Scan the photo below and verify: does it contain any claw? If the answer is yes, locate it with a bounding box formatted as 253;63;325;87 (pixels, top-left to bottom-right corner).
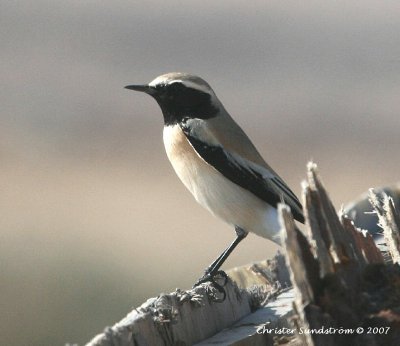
193;270;229;302
193;269;228;287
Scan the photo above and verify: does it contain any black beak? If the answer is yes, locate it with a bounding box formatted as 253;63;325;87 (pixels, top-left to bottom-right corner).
124;84;154;94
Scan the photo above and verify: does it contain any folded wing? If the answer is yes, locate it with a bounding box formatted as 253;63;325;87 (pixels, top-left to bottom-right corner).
180;120;305;223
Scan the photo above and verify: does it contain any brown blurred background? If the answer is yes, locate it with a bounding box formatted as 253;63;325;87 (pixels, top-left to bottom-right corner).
1;1;399;345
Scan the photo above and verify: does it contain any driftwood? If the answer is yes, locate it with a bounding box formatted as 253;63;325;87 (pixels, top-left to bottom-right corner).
86;163;400;346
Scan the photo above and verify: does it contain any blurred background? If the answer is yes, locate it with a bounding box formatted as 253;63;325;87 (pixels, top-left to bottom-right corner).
1;1;399;345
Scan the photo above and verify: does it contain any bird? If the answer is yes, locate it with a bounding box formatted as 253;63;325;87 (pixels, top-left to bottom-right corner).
125;72;304;288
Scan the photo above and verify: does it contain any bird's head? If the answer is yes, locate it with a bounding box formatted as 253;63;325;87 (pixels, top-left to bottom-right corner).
125;72;220;125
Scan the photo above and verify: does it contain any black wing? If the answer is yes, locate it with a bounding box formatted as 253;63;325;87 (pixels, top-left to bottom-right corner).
181;124;304;223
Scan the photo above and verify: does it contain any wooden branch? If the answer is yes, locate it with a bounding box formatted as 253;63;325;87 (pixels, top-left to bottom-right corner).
86;280;251;346
86;254;292;346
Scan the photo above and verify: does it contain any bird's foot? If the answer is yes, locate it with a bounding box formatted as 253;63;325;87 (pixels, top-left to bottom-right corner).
194;269;228;287
193;270;228;302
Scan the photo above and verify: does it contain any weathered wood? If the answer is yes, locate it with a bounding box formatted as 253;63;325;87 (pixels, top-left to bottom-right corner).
344;184;400;238
280;204;316;346
344;184;400;263
86;280;252;346
227;252;291;289
195;288;295;346
279;162;400;346
86;255;292;346
369;189;400;264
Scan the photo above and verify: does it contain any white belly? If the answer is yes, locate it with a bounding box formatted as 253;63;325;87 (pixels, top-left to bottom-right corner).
163;124;281;243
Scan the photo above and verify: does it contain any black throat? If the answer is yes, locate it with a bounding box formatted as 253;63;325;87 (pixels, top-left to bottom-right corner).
153;87;219;126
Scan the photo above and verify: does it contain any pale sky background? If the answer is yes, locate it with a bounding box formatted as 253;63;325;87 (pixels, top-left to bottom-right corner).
1;1;400;345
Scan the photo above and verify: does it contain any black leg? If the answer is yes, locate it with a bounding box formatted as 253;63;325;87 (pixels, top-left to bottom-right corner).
193;226;248;288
